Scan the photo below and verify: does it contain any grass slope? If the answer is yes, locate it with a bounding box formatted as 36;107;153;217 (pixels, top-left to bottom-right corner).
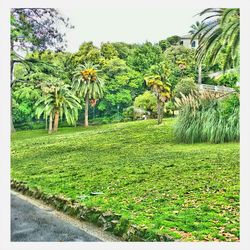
11;118;240;241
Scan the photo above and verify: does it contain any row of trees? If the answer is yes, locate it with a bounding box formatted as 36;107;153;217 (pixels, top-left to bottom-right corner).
12;33;200;131
11;8;240;133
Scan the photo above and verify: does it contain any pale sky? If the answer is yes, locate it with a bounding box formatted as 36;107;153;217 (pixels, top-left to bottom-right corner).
60;8;203;52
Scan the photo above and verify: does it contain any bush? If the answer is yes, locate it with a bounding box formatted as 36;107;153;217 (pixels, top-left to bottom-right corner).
174;91;239;143
165;101;177;117
123;106;149;120
110;114;124;123
215;71;239;87
174;77;198;98
134;91;157;117
89;117;111;125
14;120;46;130
201;76;218;85
123;106;134;120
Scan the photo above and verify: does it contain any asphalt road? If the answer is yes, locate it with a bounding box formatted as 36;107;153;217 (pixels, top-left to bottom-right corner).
11;194;102;242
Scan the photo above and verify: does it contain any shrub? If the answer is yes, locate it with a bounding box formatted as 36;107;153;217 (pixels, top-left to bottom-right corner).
89;117;111;125
134;91;157;117
174;77;198;98
174;91;239;143
165;101;177;117
215;71;239;87
123;106;150;120
123;106;135;120
201;76;218;85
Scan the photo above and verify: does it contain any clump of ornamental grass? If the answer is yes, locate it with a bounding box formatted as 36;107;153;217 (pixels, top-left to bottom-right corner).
174;90;239;143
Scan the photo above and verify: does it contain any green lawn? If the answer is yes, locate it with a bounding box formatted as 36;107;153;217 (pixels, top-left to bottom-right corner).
11;118;240;241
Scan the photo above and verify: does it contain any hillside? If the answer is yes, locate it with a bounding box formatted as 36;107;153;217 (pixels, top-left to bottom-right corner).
11;118;240;241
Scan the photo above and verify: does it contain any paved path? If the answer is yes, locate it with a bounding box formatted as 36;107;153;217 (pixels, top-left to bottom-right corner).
11;193;102;242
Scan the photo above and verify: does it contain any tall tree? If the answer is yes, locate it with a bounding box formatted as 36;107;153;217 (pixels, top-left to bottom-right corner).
35;77;81;133
127;42;163;73
145;63;171;125
10;8;73;131
73;42;102;65
192;8;240;70
72;62;104;127
164;45;197;89
100;42;119;60
189;21;206;84
166;35;181;45
99;58;144;117
111;42;133;60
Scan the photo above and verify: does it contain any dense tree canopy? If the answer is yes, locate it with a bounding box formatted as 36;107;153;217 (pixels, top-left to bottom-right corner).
164;45;197;88
127;42;163;73
12;7;240;130
11;8;73;131
192;8;240;70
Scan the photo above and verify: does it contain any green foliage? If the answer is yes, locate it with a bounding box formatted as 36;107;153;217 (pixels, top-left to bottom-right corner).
174;91;240;143
219;93;240;117
158;36;181;52
158;39;171;51
25;50;74;83
122;106;134;120
12;50;77;127
145;64;172;124
174;77;198;98
35;77;81;125
134;91;157;117
101;57;128;77
164;46;197;89
100;42;119;60
145;75;171;103
73;42;102;65
12;68;43;124
12;36;239;129
215;71;239;87
193;8;240;70
11;119;239;241
201;76;218;86
12;100;35;124
122;106;149;121
166;35;181;45
127;42;163;73
189;21;206;38
72;62;104;100
98;58;144;116
111;42;133;60
165;101;177;116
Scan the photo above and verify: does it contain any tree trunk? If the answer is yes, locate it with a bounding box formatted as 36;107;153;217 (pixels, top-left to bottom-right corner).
198;64;202;85
48;113;53;134
53;110;59;132
45;116;48;130
157;99;164;125
10;59;16;133
160;103;164;123
84;95;89;127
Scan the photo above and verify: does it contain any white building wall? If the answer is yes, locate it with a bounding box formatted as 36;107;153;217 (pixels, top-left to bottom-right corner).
180;38;199;49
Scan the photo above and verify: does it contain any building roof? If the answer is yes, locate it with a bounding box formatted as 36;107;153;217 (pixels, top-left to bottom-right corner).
180;34;194;39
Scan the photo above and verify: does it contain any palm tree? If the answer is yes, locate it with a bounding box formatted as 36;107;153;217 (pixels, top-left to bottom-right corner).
72;62;104;127
189;21;206;84
192;8;240;70
145;70;171;125
35;77;81;133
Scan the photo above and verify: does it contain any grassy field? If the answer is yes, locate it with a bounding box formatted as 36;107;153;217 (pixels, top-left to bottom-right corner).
11;118;240;241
